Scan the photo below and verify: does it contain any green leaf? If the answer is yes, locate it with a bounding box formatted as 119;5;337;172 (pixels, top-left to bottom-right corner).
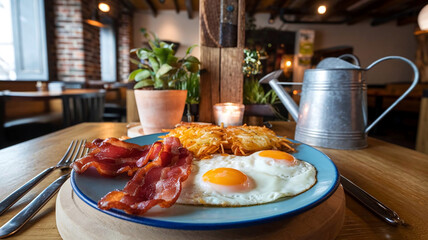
184;62;200;73
153;47;173;65
128;69;142;81
185;73;200;104
156;64;173;79
135;69;151;81
134;79;154;89
186;44;198;55
130;58;142;66
160;42;174;51
168;78;177;88
154;77;165;89
148;57;159;72
185;56;200;64
137;48;153;60
167;55;178;66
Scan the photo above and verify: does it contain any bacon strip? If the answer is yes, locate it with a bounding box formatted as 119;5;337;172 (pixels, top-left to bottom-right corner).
98;137;193;215
72;138;154;177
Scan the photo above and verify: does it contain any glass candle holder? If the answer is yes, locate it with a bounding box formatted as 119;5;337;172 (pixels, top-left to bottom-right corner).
213;102;245;127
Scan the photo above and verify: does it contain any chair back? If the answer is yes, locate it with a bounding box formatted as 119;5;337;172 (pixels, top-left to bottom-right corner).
62;90;105;126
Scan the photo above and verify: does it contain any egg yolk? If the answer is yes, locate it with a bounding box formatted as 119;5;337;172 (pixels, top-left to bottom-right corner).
202;168;247;186
258;150;296;165
202;168;253;193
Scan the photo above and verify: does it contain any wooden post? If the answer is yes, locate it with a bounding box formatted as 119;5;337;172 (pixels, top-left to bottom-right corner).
199;0;245;123
415;32;428;83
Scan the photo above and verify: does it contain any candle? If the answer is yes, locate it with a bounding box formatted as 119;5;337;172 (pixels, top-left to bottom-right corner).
213;102;245;127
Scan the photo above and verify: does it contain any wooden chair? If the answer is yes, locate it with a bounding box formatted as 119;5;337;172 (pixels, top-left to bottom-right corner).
62;90;106;127
416;89;428;154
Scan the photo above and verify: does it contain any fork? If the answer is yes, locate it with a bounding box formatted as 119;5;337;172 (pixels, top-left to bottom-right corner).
0;140;88;238
0;140;86;216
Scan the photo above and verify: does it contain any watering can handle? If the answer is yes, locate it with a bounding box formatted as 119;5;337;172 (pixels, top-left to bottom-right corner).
338;54;360;66
365;56;419;133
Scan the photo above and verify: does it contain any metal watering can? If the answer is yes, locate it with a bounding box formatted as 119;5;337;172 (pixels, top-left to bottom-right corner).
260;55;419;149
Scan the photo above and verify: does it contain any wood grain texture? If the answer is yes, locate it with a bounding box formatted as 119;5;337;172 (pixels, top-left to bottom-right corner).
220;48;243;103
1;122;428;239
126;89;139;123
199;46;220;122
416;95;428;154
56;180;345;240
270;121;428;240
415;26;428;83
199;0;221;47
237;0;245;48
198;0;245;122
0;123;128;240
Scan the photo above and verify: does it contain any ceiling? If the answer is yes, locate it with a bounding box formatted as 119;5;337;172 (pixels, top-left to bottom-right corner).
127;0;426;26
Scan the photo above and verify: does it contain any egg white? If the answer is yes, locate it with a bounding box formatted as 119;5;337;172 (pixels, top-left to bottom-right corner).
176;152;317;206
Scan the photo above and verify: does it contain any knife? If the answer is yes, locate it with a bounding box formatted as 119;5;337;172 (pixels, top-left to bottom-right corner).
340;175;405;225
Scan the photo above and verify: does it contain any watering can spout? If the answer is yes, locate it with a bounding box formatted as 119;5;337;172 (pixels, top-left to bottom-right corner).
259;70;300;121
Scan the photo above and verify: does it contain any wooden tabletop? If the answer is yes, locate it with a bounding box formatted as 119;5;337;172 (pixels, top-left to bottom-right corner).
2;89;105;100
0;122;427;239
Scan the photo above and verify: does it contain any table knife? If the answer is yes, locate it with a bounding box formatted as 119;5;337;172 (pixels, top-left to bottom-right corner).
340;175;405;225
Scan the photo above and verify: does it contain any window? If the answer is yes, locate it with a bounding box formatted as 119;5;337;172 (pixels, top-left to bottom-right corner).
100;20;117;82
0;0;48;81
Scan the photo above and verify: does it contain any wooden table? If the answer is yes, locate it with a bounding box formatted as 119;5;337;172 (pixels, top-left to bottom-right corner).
1;89;105;128
0;122;427;239
2;89;104;100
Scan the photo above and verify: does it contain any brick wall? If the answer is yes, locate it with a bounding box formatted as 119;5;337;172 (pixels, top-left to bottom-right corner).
50;0;132;83
54;0;86;82
81;0;101;81
118;13;132;81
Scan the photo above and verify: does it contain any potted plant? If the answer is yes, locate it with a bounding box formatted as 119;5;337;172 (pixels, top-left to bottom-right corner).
128;30;200;134
177;72;200;122
242;49;282;125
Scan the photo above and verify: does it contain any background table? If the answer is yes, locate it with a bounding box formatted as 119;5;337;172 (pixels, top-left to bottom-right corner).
1;89;106;128
0;122;427;239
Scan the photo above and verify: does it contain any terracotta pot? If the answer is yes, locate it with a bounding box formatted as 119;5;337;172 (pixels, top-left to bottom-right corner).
134;89;187;134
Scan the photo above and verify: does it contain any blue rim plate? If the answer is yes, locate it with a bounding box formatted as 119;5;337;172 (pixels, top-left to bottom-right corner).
71;133;340;230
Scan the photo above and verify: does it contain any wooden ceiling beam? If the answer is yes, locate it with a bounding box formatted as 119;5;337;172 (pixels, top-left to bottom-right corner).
172;0;179;13
371;7;418;26
371;1;424;26
324;0;359;18
346;0;390;25
288;0;312;9
143;0;157;17
185;0;193;19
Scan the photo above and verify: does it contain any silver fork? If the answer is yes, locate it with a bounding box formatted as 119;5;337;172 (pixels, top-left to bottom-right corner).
0;140;86;216
0;140;89;238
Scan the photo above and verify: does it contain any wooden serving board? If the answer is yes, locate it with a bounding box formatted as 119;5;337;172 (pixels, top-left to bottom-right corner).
56;180;345;240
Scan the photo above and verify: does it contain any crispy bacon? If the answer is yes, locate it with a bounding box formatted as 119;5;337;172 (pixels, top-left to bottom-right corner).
98;137;193;215
72;138;154;177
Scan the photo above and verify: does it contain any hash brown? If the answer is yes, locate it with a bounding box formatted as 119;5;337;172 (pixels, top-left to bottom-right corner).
163;124;295;159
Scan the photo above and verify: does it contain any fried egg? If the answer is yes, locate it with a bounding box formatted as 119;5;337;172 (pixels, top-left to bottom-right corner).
176;150;317;206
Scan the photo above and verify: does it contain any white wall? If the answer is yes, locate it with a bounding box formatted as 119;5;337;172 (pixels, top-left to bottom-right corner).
133;10;418;84
133;10;200;58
